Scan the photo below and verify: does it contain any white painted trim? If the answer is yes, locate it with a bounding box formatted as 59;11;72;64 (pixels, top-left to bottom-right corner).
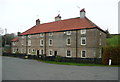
66;50;72;57
28;35;31;38
49;32;53;36
49;39;53;46
40;39;44;46
66;31;71;35
81;50;86;58
49;49;53;56
28;40;31;46
66;37;71;45
81;29;86;34
40;33;44;37
81;37;86;45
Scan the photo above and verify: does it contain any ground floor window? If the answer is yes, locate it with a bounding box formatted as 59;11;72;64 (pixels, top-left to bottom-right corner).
28;49;31;54
81;50;86;58
49;49;53;56
40;49;44;55
66;50;71;57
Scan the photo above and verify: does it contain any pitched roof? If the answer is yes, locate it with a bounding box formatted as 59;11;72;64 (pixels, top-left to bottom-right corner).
20;17;105;35
11;37;19;42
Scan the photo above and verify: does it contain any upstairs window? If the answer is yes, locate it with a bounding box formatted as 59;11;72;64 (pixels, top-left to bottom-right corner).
28;35;31;38
12;42;15;45
21;36;25;39
66;38;71;45
40;39;44;46
81;29;86;34
99;38;101;45
66;50;71;57
81;37;86;45
28;40;31;46
49;39;53;46
81;50;86;58
40;33;44;37
66;31;71;35
49;32;53;36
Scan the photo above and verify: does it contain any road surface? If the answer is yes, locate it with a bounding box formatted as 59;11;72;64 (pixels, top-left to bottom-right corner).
2;56;118;80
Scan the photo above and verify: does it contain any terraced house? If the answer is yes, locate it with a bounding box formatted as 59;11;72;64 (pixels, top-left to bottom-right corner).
11;9;106;58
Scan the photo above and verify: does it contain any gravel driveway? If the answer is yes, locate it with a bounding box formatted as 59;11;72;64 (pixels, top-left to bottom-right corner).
2;56;118;80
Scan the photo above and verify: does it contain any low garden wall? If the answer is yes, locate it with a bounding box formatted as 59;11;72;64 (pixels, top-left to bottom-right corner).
3;53;102;64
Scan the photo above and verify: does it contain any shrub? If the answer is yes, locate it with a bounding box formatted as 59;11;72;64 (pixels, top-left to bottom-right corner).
102;45;120;65
54;56;62;62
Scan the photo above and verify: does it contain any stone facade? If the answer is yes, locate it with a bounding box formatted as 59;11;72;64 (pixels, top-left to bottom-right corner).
12;28;106;58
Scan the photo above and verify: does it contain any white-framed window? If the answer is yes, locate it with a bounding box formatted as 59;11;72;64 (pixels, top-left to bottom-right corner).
40;39;44;46
32;49;35;52
66;31;71;35
49;49;53;56
21;40;24;45
66;38;71;45
40;33;44;37
81;50;86;58
21;36;25;39
66;50;72;57
99;49;102;58
12;42;15;46
99;38;101;45
81;37;86;45
49;39;53;46
40;50;44;55
28;40;31;46
28;35;31;38
81;29;86;34
28;49;31;54
12;48;15;53
49;32;53;36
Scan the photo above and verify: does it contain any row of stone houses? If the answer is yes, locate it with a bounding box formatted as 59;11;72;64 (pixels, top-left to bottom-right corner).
11;9;106;58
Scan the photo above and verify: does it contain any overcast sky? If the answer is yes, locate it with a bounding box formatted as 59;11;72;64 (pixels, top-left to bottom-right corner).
0;0;119;34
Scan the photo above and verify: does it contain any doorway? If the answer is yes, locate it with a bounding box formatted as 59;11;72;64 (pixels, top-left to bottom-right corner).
37;50;39;56
54;51;57;56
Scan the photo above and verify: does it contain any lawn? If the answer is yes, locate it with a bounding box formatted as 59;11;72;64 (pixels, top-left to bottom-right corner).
37;59;120;67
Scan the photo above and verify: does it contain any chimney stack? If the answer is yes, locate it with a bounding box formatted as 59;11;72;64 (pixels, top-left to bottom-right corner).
36;19;40;25
80;8;86;18
55;14;61;21
17;32;21;36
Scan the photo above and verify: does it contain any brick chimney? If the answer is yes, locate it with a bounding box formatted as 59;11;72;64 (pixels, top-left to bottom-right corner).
80;8;86;18
36;19;40;25
55;14;61;21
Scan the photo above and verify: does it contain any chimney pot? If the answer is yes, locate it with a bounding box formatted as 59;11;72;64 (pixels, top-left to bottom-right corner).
80;8;86;18
55;14;61;21
36;19;40;25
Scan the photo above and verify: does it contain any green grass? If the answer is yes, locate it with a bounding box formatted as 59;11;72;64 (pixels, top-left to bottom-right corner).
107;35;120;46
36;59;120;67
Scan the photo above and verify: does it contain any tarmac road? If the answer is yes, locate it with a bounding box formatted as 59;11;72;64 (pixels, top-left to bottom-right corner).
2;56;118;80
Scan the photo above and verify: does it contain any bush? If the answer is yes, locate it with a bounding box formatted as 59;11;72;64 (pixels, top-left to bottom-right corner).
102;45;120;65
54;56;62;62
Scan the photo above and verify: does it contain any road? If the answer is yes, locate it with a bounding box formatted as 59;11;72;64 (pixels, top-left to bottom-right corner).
2;56;118;80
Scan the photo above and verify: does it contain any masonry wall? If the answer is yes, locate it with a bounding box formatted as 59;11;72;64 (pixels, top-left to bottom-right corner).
11;28;106;58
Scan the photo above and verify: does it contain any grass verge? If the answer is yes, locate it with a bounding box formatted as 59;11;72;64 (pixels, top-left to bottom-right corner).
36;59;120;67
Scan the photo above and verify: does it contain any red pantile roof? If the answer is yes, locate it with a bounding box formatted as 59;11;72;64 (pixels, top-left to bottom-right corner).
11;37;19;42
20;17;105;35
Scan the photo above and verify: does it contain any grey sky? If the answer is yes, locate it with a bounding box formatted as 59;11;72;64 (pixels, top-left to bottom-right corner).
0;0;119;34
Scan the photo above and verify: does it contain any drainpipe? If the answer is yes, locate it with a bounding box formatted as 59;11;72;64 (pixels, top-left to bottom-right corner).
76;30;78;58
26;35;28;55
44;33;46;57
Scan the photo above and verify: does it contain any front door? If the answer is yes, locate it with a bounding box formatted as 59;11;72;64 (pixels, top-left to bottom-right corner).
54;51;57;56
37;50;39;56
